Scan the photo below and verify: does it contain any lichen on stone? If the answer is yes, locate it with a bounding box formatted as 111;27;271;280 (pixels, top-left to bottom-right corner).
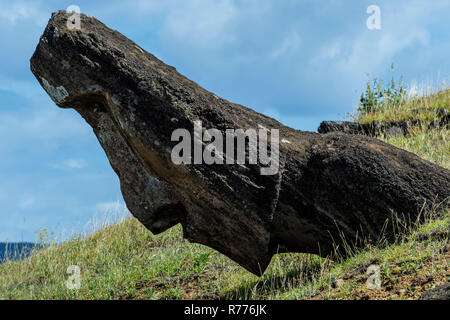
40;77;69;103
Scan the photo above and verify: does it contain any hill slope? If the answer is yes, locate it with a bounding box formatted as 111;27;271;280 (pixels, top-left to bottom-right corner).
0;88;448;300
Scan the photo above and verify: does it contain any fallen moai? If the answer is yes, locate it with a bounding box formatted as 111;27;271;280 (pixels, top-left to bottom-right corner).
30;11;450;275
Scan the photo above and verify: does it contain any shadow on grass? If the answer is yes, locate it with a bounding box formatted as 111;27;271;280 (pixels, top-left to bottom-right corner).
221;255;325;300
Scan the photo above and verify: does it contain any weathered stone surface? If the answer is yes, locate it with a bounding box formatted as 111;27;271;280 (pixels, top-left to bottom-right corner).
419;283;450;300
31;11;450;275
317;121;366;135
318;115;449;137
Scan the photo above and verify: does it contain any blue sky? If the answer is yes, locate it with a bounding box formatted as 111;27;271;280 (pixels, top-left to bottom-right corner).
1;0;449;242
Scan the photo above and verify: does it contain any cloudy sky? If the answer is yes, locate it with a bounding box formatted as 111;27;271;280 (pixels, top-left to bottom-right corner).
0;0;449;242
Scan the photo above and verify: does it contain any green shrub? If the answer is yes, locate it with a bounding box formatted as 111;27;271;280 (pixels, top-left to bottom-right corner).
358;65;407;115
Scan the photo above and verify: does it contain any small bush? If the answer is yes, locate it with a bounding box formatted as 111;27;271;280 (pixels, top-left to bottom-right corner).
358;64;407;115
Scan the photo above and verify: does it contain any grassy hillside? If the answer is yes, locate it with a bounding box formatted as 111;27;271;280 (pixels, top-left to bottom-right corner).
0;86;448;300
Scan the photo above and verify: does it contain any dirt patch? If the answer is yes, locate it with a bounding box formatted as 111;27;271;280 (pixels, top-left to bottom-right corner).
311;250;449;300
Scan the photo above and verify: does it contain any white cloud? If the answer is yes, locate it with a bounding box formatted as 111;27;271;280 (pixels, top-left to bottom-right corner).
0;1;47;26
317;41;341;61
269;29;302;60
345;28;429;72
0;96;90;153
17;196;36;209
303;0;444;106
51;159;87;170
0;77;42;99
64;159;87;169
313;23;430;77
94;200;128;213
159;0;237;49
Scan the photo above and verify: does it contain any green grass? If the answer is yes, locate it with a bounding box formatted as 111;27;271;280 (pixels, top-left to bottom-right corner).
0;207;447;300
381;125;449;169
0;87;449;300
354;88;449;124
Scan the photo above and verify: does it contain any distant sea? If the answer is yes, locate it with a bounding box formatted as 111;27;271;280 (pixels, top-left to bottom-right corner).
0;243;40;264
